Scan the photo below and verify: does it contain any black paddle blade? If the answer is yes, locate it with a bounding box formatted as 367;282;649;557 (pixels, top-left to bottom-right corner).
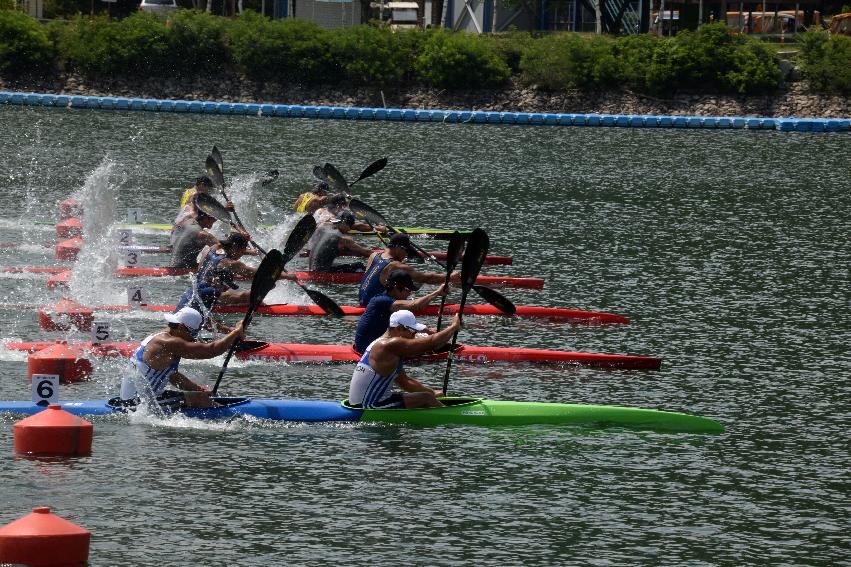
350;157;388;186
194;193;231;223
445;232;465;272
282;214;317;266
300;285;345;317
250;249;284;310
211;146;224;172
472;285;516;315
234;340;269;353
349;198;389;228
322;162;350;193
312;165;326;182
460;228;489;293
205;155;225;188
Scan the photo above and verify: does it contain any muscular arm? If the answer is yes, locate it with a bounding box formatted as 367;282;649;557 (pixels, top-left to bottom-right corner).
340;236;375;258
169;370;206;391
385;317;461;359
158;324;243;360
394;369;442;396
196;230;220;249
392;285;447;313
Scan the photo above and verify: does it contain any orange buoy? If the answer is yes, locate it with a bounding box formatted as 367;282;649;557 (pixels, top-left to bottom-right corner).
28;343;92;384
13;405;93;456
0;507;90;566
55;237;83;261
58;198;82;220
46;270;71;290
55;217;83;239
37;299;94;332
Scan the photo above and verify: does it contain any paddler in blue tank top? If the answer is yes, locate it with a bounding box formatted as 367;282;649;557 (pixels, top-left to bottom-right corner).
117;307;245;412
354;269;448;354
348;310;461;409
358;233;460;306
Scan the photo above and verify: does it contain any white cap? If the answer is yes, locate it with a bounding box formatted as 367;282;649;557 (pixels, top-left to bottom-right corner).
389;310;426;331
164;307;203;332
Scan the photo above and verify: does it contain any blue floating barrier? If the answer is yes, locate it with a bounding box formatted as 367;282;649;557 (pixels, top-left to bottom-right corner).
316;106;332;118
514;113;529;125
387;108;403;121
553;114;571;126
457;111;471;122
244;103;260;115
157;100;174;112
40;94;57;106
258;104;275;116
188;101;203;113
173;100;189;112
372;108;386;120
286;105;302;117
228;103;246;115
810;120;825;132
782;119;804;132
745;118;761;129
0;92;10;104
10;93;24;104
86;97;100;109
687;117;702;128
22;93;41;105
731;117;746;129
700;117;718;128
499;112;517;124
601;115;616;126
715;117;731;128
672;116;687;128
269;104;287;117
200;101;216;113
467;112;483;123
836;119;851;131
823;119;842;132
586;114;602;126
543;113;558;125
114;98;130;110
483;111;500;124
640;116;657;127
339;107;355;119
306;106;324;118
614;115;629;127
54;95;70;107
143;99;159;111
400;109;415;121
529;113;544;124
355;108;372;120
70;96;88;108
625;115;641;127
570;114;587;126
412;109;428;122
129;99;146;111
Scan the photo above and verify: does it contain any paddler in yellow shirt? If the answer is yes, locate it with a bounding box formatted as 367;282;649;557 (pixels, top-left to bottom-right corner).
175;176;235;225
293;180;330;214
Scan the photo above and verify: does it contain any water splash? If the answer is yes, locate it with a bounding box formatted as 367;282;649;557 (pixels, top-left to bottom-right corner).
68;158;125;306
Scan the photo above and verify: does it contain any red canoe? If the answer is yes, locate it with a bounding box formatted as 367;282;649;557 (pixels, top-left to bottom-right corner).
27;267;544;290
64;302;629;324
4;341;660;370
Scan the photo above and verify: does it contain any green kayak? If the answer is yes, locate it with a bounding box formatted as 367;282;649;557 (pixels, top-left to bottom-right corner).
344;398;725;434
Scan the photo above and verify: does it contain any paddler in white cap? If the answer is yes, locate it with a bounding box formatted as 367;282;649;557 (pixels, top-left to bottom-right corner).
348;310;461;409
117;307;244;412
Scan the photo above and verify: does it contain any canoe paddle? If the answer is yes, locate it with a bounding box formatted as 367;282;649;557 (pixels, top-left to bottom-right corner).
348;199;515;315
442;228;489;396
213;146;279;187
194;193;268;255
211;249;285;395
315;158;388;194
436;232;464;331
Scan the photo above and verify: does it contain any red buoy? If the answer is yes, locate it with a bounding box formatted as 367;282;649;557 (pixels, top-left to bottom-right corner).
0;507;90;566
55;217;83;239
13;405;93;456
28;343;92;384
55;237;83;261
58;198;82;220
37;299;94;332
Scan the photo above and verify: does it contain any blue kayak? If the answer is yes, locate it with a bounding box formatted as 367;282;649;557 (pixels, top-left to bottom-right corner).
0;397;724;434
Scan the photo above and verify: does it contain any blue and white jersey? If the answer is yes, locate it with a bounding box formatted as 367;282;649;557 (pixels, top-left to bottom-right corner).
119;333;181;401
348;339;404;408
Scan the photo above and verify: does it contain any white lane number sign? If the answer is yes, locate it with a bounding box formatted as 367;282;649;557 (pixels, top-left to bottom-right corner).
127;286;149;307
91;321;111;344
32;374;59;405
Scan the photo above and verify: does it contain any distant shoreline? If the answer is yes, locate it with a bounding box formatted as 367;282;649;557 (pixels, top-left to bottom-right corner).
2;73;849;119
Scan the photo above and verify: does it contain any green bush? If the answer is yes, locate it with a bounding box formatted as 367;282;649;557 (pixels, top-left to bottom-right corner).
168;10;228;74
61;13;171;78
645;23;780;94
0;10;55;76
328;25;413;86
519;33;619;90
227;12;332;83
798;29;851;93
414;29;511;89
612;34;660;91
0;0;16;10
484;30;535;73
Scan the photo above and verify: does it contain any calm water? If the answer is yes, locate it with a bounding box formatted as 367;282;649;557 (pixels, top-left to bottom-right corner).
0;105;848;566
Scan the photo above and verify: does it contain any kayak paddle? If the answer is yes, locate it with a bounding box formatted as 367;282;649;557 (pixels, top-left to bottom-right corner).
348;199;515;314
435;232;464;331
442;228;489;396
194;193;268;255
213;146;278;187
212;249;284;395
349;157;388;187
205;155;251;234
